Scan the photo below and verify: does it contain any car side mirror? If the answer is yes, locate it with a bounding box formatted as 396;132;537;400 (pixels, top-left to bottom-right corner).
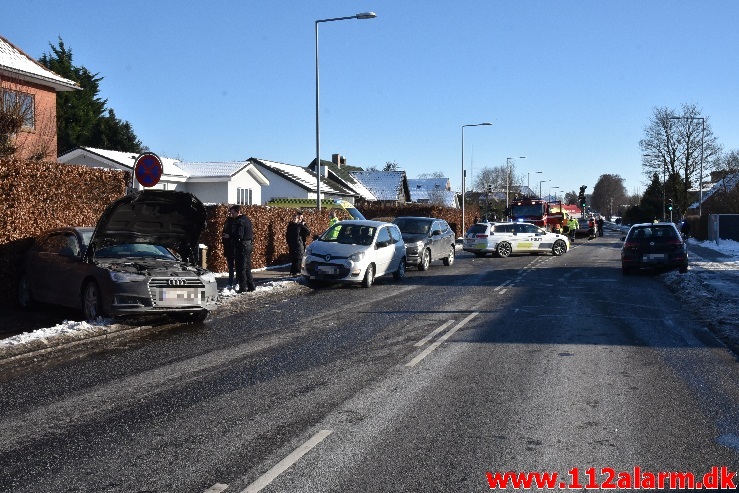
620;236;626;241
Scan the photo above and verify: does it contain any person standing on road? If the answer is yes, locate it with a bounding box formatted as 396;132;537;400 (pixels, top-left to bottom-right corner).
221;211;236;290
228;205;256;293
597;216;604;237
567;216;579;243
286;210;311;277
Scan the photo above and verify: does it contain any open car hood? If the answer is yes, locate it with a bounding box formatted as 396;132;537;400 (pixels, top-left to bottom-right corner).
88;190;206;261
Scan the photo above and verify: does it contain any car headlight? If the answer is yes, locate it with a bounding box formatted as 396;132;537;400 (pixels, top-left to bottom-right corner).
109;271;147;282
201;272;216;283
348;251;365;262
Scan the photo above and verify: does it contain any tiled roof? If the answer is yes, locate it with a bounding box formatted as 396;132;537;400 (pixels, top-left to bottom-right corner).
175;161;250;178
312;161;376;200
65;147;188;177
690;172;739;208
251;158;346;195
408;178;450;192
409;189;457;207
0;36;79;91
350;171;407;201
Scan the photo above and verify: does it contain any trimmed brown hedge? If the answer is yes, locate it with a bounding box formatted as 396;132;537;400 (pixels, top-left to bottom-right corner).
0;157;478;308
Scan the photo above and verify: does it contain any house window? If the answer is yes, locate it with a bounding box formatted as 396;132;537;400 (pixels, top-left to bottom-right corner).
2;90;35;129
237;188;253;205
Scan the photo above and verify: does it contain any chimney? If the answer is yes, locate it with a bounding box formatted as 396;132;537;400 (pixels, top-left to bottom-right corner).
332;154;347;168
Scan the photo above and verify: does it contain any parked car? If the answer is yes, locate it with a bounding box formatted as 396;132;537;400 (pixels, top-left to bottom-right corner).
392;216;455;270
18;190;218;322
620;222;688;275
302;220;405;288
463;221;570;257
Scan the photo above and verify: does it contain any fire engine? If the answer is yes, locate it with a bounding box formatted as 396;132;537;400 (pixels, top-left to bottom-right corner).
508;198;567;233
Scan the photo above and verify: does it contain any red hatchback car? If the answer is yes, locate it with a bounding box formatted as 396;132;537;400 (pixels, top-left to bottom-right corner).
620;222;688;275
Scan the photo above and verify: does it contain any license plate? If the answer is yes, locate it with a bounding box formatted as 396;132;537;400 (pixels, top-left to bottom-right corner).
157;287;204;306
643;254;667;262
317;265;338;275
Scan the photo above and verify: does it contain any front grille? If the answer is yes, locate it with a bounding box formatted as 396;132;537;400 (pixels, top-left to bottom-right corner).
305;261;350;279
149;277;206;307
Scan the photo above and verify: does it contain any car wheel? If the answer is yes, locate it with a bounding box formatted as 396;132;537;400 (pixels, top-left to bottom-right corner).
473;252;487;258
18;274;34;310
362;264;375;288
82;280;104;321
552;239;567;256
418;248;430;271
497;241;512;258
393;258;406;280
679;265;688;274
622;265;631;275
443;245;455;266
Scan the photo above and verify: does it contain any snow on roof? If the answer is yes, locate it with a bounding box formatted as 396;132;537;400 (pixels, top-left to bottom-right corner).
350;171;407;201
689;172;739;209
251;158;345;194
66;147;188;177
409;189;457;207
0;36;79;91
175;161;250;178
408;178;449;191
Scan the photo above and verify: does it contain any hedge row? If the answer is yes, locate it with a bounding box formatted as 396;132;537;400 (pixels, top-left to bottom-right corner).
0;157;483;307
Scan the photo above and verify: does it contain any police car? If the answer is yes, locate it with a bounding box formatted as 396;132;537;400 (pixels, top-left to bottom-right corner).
463;221;570;258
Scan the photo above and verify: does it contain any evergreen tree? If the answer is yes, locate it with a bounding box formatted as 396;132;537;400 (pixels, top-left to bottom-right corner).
639;173;664;221
38;38;143;154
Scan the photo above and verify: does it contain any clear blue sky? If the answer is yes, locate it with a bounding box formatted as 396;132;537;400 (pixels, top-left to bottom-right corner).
6;1;739;197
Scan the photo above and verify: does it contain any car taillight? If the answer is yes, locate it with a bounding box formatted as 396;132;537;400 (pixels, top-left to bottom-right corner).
623;241;638;250
476;234;488;238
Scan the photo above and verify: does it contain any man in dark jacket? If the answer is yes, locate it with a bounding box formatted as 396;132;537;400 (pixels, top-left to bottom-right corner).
286;210;310;276
227;205;256;293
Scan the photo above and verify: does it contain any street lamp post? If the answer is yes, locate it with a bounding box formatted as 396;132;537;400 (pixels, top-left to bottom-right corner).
539;179;550;199
506;156;526;208
549;186;560;201
668;115;705;217
461;122;492;236
315;12;376;210
528;170;542;194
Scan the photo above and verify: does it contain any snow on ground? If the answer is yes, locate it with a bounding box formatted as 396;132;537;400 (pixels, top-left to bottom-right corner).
2;239;738;359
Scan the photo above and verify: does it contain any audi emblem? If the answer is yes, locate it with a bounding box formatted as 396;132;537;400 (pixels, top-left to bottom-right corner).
168;279;186;286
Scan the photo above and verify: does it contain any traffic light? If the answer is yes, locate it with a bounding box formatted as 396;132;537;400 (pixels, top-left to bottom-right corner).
667;199;673;211
578;185;587;208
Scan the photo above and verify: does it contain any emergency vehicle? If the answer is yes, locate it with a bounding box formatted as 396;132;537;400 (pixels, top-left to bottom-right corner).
508;198;567;233
266;198;365;220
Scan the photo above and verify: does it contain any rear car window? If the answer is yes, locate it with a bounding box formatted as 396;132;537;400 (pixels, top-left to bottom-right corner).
628;226;678;241
467;224;489;235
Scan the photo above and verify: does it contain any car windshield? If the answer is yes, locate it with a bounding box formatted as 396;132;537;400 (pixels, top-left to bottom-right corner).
95;243;177;260
394;218;431;235
511;204;545;217
320;224;376;246
628;226;678;242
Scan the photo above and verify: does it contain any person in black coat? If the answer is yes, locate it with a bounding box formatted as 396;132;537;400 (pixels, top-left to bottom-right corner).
221;214;236;289
286;210;310;276
225;205;256;293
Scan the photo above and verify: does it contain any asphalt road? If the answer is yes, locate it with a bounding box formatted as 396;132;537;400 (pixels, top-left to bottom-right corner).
1;232;738;492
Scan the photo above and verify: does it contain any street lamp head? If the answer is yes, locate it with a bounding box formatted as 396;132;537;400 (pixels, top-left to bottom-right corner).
356;12;377;19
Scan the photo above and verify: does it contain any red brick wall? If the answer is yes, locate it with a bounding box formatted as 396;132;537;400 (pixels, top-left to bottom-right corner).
1;78;58;161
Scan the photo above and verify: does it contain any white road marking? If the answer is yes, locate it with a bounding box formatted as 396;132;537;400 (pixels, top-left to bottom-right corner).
204;484;228;493
240;429;333;493
414;320;455;347
405;312;479;367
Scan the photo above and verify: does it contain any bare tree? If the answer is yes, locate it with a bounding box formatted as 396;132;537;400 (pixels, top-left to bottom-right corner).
417;171;445;179
639;103;721;213
473;163;523;193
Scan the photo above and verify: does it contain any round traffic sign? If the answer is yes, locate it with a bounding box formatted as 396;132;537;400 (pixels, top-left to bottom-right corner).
134;152;163;188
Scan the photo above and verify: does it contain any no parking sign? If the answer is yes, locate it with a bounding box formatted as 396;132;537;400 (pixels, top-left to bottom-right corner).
134;152;163;188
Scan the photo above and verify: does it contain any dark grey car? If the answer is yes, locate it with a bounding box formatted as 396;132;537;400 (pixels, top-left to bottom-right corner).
18;190;218;322
393;217;456;270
